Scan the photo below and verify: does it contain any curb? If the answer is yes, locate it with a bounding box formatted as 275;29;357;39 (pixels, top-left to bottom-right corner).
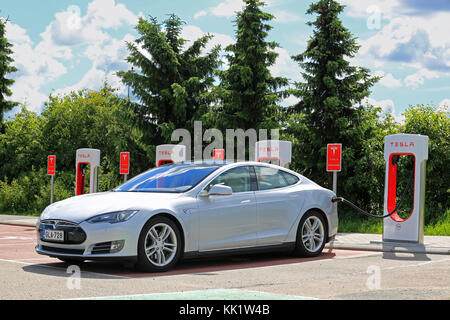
325;243;450;255
0;220;37;227
0;215;38;227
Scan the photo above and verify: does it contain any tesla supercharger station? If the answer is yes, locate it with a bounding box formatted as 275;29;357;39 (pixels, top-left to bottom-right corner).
75;148;101;196
383;134;429;243
255;140;292;168
156;144;186;167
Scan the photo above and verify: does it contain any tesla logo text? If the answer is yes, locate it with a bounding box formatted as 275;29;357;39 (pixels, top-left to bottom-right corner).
390;142;415;148
260;147;279;152
159;151;173;156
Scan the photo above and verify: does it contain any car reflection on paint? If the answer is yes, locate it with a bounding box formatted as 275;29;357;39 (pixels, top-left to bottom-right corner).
35;161;338;272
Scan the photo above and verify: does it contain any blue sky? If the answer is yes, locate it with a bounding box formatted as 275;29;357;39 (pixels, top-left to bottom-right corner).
2;0;450;121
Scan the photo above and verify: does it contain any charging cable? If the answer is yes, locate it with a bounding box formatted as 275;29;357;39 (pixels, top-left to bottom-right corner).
331;167;415;219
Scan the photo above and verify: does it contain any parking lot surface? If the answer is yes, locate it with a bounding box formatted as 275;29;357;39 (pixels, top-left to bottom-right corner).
0;224;449;300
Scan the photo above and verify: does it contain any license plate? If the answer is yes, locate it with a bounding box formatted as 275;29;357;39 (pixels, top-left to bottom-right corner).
43;230;64;242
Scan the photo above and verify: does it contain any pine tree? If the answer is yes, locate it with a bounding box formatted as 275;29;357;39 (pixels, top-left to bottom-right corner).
287;0;379;191
214;0;289;132
0;17;18;126
117;14;221;146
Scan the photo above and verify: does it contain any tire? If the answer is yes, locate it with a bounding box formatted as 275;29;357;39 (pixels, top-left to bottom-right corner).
294;210;327;257
137;216;182;272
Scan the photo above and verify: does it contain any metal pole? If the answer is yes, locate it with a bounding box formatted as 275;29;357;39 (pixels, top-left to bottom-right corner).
332;171;337;195
50;175;54;204
124;174;128;183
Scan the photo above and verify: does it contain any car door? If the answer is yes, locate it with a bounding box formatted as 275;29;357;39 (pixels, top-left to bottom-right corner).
253;165;304;246
197;166;258;251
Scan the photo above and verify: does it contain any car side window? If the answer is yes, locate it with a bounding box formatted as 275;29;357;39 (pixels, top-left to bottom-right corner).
280;170;300;186
205;166;252;193
254;166;294;191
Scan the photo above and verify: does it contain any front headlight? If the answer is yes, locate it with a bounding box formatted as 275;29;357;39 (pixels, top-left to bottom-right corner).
86;210;139;224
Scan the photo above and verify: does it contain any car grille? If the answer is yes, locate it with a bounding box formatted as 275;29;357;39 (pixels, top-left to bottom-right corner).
38;220;87;244
41;246;85;255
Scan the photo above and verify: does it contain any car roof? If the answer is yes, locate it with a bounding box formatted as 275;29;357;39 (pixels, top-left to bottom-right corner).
167;161;293;172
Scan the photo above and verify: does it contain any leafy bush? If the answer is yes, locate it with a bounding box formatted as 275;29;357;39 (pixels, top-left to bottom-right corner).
402;104;450;222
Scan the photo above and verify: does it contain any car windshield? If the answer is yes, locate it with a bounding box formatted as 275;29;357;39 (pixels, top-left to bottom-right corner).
113;163;222;193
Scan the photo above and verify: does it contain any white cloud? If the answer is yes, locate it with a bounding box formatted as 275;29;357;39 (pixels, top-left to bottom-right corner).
374;70;402;88
357;13;450;88
41;0;139;47
55;33;135;97
181;25;235;56
404;69;439;89
338;0;401;20
194;0;299;24
269;47;302;82
272;10;302;23
209;0;245;18
280;95;300;108
362;97;404;123
193;0;244;19
84;33;134;71
193;10;208;19
438;99;450;112
4;0;141;113
86;0;138;29
5;22;32;45
5;21;69;111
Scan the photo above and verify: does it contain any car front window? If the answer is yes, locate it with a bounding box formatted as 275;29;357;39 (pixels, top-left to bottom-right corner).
205;166;252;193
114;164;220;193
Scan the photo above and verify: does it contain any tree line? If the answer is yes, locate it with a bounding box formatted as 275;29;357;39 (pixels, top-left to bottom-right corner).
0;1;448;229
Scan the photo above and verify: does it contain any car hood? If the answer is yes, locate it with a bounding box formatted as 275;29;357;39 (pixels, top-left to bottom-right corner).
39;191;181;223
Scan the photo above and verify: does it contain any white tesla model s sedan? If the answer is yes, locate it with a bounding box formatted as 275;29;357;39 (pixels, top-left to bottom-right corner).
36;161;338;272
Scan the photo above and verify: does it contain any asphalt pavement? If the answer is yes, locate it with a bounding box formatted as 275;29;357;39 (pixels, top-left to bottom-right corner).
1;221;449;300
1;214;448;255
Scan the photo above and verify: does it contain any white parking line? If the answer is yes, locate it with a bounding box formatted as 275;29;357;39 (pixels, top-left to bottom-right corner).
0;242;36;246
0;257;130;279
0;231;35;234
0;236;33;240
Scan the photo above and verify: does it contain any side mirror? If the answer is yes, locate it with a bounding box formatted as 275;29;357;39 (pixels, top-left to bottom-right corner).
202;184;233;197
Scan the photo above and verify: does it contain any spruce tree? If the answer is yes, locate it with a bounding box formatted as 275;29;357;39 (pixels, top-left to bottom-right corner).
118;14;221;146
287;0;379;195
214;0;289;132
0;17;18;126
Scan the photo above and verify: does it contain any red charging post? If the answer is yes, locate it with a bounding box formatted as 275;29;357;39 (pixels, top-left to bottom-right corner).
120;152;130;182
327;144;342;194
213;149;224;160
47;155;56;203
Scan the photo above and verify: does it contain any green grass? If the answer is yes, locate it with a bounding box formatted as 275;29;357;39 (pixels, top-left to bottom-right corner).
424;208;450;235
338;207;450;236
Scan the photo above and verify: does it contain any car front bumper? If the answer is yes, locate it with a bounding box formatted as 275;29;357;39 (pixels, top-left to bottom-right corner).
35;219;139;262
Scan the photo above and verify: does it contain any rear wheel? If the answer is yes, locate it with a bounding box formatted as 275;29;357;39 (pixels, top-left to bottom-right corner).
137;216;182;272
294;211;326;257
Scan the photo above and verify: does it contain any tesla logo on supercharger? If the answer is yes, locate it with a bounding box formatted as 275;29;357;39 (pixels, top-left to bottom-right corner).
327;144;341;172
213;149;224;160
120;152;130;175
47;155;56;176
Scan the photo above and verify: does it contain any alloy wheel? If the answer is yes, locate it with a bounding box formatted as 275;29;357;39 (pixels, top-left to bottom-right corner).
301;216;325;253
144;223;178;267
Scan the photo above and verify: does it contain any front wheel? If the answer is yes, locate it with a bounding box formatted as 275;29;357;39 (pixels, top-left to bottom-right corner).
294;211;327;257
137;216;182;272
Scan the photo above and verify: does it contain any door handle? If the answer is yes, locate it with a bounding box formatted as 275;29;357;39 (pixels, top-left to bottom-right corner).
241;199;251;204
